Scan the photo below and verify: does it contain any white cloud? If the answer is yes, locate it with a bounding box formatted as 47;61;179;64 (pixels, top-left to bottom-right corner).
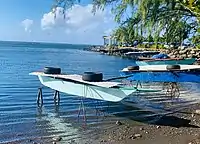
41;4;113;32
40;4;117;44
21;19;33;33
41;7;66;30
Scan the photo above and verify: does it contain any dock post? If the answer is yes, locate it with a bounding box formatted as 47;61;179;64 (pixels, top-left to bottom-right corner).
54;90;60;104
37;88;43;106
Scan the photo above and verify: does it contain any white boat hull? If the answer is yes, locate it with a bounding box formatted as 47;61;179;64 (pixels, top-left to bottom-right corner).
38;76;136;102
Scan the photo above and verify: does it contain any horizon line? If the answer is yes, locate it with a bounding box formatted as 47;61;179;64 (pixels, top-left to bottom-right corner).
0;40;101;46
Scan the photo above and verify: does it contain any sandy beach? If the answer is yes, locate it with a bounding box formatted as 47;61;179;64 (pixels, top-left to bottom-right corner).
89;103;200;144
5;104;200;144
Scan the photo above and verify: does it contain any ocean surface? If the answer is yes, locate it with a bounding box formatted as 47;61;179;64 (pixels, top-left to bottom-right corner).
0;41;200;144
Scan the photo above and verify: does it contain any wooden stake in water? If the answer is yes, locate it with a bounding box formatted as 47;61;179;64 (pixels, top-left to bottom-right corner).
54;90;60;104
37;87;43;106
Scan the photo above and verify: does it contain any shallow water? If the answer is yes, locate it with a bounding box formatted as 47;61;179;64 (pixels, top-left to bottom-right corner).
0;42;200;143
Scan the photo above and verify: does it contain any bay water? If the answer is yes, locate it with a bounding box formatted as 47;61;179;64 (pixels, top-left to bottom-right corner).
0;41;200;143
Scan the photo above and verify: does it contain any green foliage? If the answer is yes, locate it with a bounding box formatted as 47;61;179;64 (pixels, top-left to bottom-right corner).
197;45;200;49
149;44;165;49
147;35;154;42
136;43;165;49
136;44;149;48
53;0;200;46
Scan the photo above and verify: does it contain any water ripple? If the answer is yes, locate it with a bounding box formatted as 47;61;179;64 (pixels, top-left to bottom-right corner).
1;45;200;143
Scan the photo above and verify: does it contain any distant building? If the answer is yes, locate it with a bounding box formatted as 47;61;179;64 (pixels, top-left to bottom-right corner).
102;36;118;46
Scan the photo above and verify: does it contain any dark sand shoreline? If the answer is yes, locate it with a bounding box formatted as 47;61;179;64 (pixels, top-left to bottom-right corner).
90;103;200;144
4;103;200;144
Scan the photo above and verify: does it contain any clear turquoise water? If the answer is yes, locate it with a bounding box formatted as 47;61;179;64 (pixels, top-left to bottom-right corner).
0;42;138;143
0;41;200;143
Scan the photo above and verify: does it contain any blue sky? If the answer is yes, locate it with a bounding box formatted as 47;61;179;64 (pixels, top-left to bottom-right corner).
0;0;117;44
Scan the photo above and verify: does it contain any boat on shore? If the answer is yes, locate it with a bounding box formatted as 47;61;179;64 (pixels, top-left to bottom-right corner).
30;67;159;102
125;51;159;57
136;57;196;66
120;64;200;83
135;53;196;65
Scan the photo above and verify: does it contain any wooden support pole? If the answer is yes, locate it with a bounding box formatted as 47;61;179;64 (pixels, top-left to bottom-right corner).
136;81;142;88
37;88;43;106
54;90;60;104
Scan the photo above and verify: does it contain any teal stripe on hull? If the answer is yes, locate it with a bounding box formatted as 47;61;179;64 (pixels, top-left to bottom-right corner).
136;58;196;66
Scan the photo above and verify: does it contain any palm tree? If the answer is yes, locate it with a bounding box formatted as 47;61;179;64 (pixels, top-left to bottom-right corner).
53;0;199;46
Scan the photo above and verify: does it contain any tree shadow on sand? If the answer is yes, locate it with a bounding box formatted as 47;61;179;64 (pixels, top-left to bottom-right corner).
154;115;199;128
103;101;200;128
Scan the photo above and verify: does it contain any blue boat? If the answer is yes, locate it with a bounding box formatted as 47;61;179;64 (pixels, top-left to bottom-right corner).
136;53;196;66
120;65;200;83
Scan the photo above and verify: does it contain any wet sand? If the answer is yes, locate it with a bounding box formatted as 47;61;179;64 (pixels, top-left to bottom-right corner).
4;103;200;144
91;103;200;144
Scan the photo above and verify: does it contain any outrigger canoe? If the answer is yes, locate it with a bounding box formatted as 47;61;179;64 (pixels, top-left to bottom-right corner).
135;57;196;66
30;67;159;102
120;65;200;83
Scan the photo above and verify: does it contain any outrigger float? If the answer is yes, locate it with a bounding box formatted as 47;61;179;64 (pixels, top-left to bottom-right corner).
30;67;159;104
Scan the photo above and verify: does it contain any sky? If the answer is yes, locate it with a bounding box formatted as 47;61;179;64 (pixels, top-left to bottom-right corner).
0;0;117;45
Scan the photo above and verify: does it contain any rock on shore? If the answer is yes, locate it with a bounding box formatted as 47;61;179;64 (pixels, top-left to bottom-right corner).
162;48;200;59
86;46;200;60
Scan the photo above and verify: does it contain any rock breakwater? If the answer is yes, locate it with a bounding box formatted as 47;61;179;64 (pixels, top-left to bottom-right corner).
86;46;200;60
